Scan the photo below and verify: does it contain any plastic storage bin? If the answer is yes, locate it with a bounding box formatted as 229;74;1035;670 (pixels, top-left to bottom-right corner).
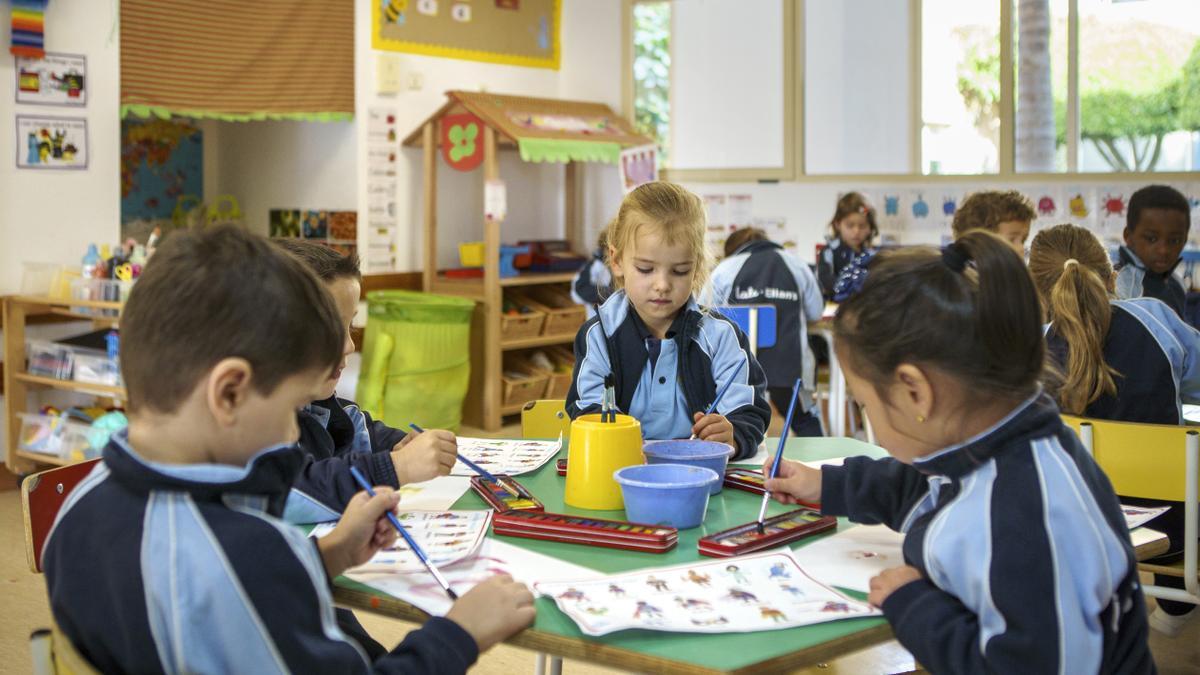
356;290;475;431
26;340;75;380
70;278;133;317
72;347;121;387
458;242;485;267
17;413;94;460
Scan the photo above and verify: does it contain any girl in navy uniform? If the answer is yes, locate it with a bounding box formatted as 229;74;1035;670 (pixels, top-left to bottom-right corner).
817;192;877;299
764;231;1153;673
566;182;771;461
1030;222;1200;637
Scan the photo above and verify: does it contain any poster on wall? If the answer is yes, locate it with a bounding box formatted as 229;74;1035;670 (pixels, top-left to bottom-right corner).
16;114;87;169
120;119;202;229
373;0;560;69
619;144;658;194
15;52;86;105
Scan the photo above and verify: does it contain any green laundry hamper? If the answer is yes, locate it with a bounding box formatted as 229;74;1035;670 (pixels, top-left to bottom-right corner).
356;290;475;432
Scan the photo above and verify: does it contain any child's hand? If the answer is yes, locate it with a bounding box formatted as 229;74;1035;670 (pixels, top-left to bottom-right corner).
868;565;923;608
392;429;457;485
692;412;734;447
445;574;536;652
318;488;400;578
761;456;822;505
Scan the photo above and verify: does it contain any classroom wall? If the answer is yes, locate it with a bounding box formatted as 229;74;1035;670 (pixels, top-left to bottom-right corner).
0;0;121;294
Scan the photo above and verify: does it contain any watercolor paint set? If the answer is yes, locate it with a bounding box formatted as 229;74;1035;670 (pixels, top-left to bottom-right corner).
492;510;678;553
469;475;544;512
698;508;836;558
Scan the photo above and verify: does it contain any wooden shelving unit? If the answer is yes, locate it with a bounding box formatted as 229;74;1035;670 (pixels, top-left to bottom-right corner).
405;91;651;430
3;294;126;474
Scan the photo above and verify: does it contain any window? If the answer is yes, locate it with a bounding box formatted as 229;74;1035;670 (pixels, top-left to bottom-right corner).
632;1;671;163
1014;0;1068;172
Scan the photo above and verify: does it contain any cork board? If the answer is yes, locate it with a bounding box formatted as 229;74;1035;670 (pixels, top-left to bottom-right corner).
373;0;560;70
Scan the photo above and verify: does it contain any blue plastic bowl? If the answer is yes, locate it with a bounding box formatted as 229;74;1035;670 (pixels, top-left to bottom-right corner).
613;463;719;529
642;440;735;495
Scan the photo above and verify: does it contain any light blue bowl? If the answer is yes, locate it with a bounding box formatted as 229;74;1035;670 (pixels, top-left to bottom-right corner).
613;463;719;529
642;440;735;495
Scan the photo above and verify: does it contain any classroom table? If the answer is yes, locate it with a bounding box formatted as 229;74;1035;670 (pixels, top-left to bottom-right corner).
334;437;895;674
332;436;1171;673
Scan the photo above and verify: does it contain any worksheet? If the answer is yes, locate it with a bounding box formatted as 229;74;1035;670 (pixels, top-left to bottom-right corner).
452;436;562;476
1121;504;1170;530
310;510;491;573
790;525;905;594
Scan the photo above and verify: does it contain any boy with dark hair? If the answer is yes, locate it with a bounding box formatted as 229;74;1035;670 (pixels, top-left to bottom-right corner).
1115;184;1191;318
951;190;1037;253
271;239;457;524
43;226;535;673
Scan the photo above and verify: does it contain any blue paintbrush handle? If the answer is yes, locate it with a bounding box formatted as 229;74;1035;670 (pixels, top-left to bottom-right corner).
410;424;518;496
704;375;739;416
758;378;803;528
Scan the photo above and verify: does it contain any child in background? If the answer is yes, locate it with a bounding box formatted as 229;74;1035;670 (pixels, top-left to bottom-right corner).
272;239;457;524
709;227;824;436
1115;184;1191;318
763;231;1153;672
42;226;535;673
1029;223;1200;637
571;224;614;319
817;192;877;299
566;182;771;460
951;190;1036;253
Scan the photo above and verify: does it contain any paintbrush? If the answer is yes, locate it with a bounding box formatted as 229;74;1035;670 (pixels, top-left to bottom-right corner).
690;375;739;439
348;466;458;600
756;378;803;534
593;303;620;423
409;423;520;497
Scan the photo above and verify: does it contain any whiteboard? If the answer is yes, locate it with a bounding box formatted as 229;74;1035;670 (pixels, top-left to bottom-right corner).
670;0;787;171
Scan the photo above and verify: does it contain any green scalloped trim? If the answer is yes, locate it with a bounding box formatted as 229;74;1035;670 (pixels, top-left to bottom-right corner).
517;138;621;164
121;104;353;123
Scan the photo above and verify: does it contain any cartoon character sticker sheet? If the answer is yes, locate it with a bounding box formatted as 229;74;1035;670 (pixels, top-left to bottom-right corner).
451;436;562;476
310;510;492;573
535;551;879;636
17;114;87;169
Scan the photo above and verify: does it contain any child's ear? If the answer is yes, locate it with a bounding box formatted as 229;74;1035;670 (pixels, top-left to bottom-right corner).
608;245;624;278
206;357;254;427
893;364;933;422
1122;227;1134;246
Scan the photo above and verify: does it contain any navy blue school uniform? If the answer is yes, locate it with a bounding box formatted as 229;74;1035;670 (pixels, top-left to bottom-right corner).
817;238;870;300
709;239;824;435
1046;297;1200;425
42;432;480;674
285;395;407;523
566;291;771;460
821;392;1154;673
1115;245;1188;318
570;246;613;318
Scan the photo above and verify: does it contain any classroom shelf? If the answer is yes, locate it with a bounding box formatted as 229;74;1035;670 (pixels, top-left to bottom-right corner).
500;333;576;351
500;402;528;416
499;272;577;287
14;373;127;398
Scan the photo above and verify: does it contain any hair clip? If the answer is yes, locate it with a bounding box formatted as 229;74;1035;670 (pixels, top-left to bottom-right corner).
941;243;970;273
832;250;877;302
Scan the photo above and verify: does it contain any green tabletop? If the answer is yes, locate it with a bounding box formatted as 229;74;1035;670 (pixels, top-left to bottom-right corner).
337;437;894;674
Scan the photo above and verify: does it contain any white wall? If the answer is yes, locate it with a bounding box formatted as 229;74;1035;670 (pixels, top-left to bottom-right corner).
0;0;121;294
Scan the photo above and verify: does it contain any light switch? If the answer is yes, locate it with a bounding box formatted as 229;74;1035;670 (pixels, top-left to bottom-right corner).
376;55;402;95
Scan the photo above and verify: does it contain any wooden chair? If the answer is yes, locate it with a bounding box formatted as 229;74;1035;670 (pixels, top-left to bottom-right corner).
22;459;101;573
521;399;570;439
30;624;100;675
1062;415;1199;606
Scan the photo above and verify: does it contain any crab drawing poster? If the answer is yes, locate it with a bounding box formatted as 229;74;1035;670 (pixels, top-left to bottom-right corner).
1097;187;1129;236
451;436;562;476
536;550;879;636
16;114;87;170
310;509;492;574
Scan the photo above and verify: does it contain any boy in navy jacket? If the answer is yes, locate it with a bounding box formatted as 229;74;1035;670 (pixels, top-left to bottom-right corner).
1115;184;1191;318
42;226;534;673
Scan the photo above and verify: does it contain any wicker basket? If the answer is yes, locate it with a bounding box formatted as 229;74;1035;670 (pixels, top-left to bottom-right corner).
502;355;550;409
517;286;586;336
499;300;546;342
537;345;576;399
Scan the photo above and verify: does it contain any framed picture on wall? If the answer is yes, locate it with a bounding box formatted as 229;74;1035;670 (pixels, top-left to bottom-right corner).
16;115;88;170
15;52;87;106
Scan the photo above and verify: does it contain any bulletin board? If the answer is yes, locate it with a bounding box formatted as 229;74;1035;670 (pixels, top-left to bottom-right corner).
373;0;560;70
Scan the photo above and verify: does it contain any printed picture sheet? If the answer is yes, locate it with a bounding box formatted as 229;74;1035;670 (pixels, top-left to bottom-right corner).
790;524;905;594
1121;504;1170;530
311;510;491;573
452;436;562;476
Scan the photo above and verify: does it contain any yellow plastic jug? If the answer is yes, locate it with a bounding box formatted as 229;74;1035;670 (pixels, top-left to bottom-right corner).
564;413;644;510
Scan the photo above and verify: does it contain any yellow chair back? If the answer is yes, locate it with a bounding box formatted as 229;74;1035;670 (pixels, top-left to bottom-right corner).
521;399;570;439
1062;414;1197;502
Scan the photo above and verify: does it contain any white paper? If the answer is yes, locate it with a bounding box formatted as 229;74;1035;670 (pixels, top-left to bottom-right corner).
311;509;491;573
345;538;601;617
1121;504;1170;530
452;436;561;476
485;179;507;222
1130;527;1167;551
397;475;472;511
536;550;878;636
790;525;905;594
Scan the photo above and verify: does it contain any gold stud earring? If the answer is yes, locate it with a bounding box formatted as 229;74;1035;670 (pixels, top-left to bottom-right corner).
916;415;926;423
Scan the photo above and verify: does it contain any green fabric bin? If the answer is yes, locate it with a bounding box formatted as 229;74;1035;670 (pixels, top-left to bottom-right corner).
356;290;475;432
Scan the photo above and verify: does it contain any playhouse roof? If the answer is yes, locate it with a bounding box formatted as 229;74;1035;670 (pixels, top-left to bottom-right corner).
402;90;653;164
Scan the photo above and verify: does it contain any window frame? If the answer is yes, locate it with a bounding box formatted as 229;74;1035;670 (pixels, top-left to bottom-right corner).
621;0;1200;183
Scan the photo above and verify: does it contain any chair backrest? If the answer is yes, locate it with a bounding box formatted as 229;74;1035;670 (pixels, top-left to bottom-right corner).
1062;415;1197;502
714;305;778;349
521;399;570;439
22;459;101;573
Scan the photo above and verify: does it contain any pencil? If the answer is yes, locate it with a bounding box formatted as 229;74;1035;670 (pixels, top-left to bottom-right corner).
757;378;803;534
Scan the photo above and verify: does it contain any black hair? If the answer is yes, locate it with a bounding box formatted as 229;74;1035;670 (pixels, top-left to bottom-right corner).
271;239;362;282
1127;185;1190;232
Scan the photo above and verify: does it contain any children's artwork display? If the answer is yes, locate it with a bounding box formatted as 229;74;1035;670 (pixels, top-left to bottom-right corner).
373;0;560;69
15;52;86;105
452;436;562;476
310;509;491;573
16;114;87;169
536;550;879;636
789;524;905;594
1121;504;1170;530
619;144;658;194
346;538;602;617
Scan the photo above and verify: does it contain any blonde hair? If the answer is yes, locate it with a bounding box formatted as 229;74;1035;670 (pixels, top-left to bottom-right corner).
1028;224;1119;414
607;181;712;297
